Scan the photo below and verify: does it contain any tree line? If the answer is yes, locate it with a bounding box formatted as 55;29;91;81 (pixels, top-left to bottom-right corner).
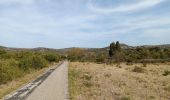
109;41;170;63
66;41;170;63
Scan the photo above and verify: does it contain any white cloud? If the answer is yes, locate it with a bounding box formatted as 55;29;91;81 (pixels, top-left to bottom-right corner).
88;0;165;13
0;0;169;48
0;5;97;36
104;15;170;35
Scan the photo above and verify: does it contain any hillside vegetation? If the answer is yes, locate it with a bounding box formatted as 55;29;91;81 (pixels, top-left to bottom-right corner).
0;42;170;99
67;42;170;100
0;48;62;85
0;41;170;85
66;41;170;63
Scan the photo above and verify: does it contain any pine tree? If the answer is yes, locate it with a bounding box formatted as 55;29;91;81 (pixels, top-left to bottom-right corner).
109;42;116;57
116;41;121;51
109;41;122;58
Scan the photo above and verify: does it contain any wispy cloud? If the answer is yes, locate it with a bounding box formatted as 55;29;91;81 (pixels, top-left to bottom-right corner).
0;0;170;48
88;0;165;13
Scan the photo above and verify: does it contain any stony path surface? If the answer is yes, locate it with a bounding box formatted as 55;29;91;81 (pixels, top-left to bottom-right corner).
3;61;69;100
26;61;69;100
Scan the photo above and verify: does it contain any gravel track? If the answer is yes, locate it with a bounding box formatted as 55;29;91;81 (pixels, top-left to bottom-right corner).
26;61;69;100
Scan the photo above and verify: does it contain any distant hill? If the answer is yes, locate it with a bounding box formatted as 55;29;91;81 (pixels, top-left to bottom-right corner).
139;44;170;48
0;43;170;53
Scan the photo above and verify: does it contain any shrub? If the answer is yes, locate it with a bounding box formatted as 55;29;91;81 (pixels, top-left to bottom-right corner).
31;55;47;69
132;66;145;73
19;55;47;70
0;59;23;84
67;48;85;61
96;54;105;63
44;53;59;62
162;70;170;76
126;58;133;63
0;50;61;85
19;57;32;71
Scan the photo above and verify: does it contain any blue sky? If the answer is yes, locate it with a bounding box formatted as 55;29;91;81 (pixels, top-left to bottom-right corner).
0;0;170;48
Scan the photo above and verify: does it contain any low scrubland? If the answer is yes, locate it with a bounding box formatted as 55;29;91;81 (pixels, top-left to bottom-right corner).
0;48;62;98
67;42;170;63
1;41;170;99
69;62;170;100
0;49;62;85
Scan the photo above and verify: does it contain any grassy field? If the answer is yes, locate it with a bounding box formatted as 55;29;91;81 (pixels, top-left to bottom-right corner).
69;62;170;100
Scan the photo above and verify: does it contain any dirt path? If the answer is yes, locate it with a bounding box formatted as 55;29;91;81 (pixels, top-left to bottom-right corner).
26;61;69;100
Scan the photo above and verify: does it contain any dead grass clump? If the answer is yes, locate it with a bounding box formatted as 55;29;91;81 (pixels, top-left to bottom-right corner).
142;63;147;67
164;85;170;92
83;81;93;87
132;66;145;73
104;73;111;78
153;63;159;66
126;62;133;65
119;96;131;100
83;74;92;81
116;64;122;68
149;95;155;99
162;70;170;76
82;74;93;87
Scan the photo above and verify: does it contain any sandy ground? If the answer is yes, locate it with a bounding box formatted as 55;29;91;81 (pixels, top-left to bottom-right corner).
69;62;170;100
26;61;69;100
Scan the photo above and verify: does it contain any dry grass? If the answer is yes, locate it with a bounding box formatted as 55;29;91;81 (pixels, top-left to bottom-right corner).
0;63;58;99
69;62;170;100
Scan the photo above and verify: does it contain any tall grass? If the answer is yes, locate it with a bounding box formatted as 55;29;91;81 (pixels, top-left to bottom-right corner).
68;64;80;100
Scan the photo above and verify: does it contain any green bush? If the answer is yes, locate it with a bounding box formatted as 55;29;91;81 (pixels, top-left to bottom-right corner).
19;55;47;70
0;59;23;84
31;55;47;69
0;50;62;85
19;57;32;71
44;53;59;62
